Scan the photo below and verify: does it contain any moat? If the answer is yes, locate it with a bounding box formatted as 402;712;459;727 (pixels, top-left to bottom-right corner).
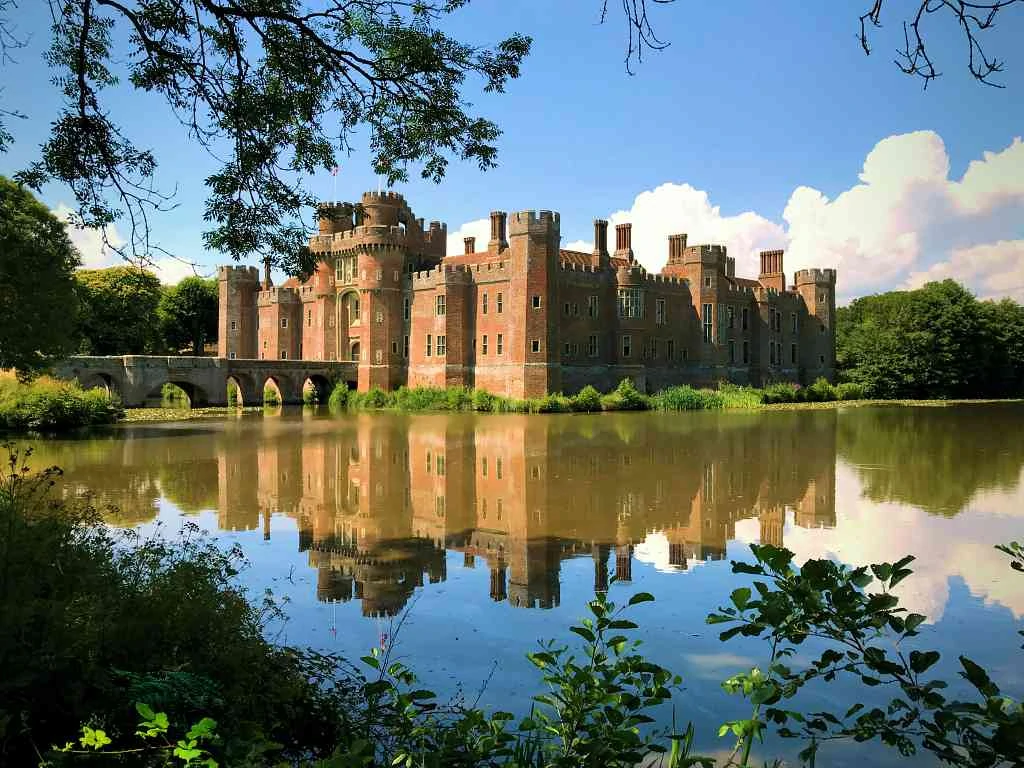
21;404;1024;766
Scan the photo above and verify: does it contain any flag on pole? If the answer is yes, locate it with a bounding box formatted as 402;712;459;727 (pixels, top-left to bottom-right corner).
330;166;340;176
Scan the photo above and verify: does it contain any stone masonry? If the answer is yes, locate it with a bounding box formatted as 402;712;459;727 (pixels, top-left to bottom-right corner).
218;190;837;398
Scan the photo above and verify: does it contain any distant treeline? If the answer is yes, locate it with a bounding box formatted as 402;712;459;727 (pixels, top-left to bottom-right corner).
836;279;1024;399
75;267;218;357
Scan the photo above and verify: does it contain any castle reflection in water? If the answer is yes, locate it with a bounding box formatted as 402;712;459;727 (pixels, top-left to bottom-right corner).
40;410;838;618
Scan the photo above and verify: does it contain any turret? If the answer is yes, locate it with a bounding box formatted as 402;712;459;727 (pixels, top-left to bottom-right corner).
217;265;260;359
317;202;355;235
795;268;837;382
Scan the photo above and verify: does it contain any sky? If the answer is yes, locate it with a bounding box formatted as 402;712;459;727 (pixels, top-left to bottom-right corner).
1;1;1022;302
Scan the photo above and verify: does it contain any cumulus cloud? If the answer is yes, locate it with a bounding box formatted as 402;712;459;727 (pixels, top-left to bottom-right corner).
451;132;1024;303
446;217;490;256
54;202;206;285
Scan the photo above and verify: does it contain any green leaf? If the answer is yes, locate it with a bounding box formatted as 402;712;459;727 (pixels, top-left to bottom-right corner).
904;613;926;633
135;702;156;721
959;656;1000;697
730;587;752;610
909;650;940;674
628;592;655;606
570;626;595;643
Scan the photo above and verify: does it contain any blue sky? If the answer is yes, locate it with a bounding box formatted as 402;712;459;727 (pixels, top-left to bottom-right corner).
1;1;1022;300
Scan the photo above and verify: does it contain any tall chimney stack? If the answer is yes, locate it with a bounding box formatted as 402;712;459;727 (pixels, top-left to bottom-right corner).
488;211;507;251
614;223;634;263
464;236;475;255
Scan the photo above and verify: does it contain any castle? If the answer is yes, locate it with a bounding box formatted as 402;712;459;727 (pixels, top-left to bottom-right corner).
218;190;836;397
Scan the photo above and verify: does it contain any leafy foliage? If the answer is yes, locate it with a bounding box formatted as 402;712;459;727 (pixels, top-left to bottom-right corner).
836;280;1024;399
158;277;218;356
75;266;164;354
0;176;80;374
0;374;122;431
13;0;531;270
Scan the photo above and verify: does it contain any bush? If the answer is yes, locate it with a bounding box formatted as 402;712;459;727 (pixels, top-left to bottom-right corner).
444;386;473;411
351;386;391;409
0;375;123;431
263;385;281;406
571;384;603;413
835;381;867;401
761;382;801;404
805;376;838;402
652;385;717;411
470;388;497;412
0;449;357;766
535;392;572;413
327;382;350;411
600;378;651;411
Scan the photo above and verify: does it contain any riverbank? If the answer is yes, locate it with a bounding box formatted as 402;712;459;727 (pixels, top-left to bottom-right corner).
0;375;122;431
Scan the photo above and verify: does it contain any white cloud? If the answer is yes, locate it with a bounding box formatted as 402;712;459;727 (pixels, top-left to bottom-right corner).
54;203;125;270
446;217;490;256
468;132;1023;303
905;240;1024;302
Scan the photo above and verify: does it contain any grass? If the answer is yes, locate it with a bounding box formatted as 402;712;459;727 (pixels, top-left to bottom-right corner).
0;373;123;432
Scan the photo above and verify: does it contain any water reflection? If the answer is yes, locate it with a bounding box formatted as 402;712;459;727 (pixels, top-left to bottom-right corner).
24;404;1020;623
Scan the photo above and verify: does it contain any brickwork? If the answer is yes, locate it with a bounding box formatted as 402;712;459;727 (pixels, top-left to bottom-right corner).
218;190;837;396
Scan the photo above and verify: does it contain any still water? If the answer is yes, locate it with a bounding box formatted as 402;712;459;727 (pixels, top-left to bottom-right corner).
22;405;1024;765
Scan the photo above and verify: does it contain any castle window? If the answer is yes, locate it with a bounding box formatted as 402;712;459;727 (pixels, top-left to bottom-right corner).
791;344;798;364
587;295;598;318
376;269;383;281
436;335;446;356
482;335;488;355
573;303;579;316
281;318;288;329
229;352;236;359
650;338;658;358
588;334;598;357
263;339;267;349
820;324;826;334
618;288;644;319
563;342;570;355
819;292;826;303
742;341;749;364
392;340;398;355
403;335;409;359
426;334;432;357
482;457;488;477
403;297;410;321
496;292;503;313
564;302;570;316
375;310;384;324
727;306;734;330
375;349;383;364
667;339;674;360
728;340;735;364
437;455;445;476
682;347;689;361
820;355;826;364
426;451;433;474
702;303;713;343
497;458;503;479
791;312;798;334
435;295;446;316
307;309;312;327
280;350;287;359
704;276;712;288
497;333;503;355
621;335;632;358
532;295;541;309
656;298;666;325
350;342;360;361
393;270;400;282
742;307;749;331
482;293;488;314
572;342;579;356
230;320;237;331
531;339;541;353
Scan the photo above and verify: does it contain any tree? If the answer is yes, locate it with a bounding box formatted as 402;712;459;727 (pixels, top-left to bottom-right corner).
7;0;532;275
0;175;80;375
75;266;163;355
158;276;218;356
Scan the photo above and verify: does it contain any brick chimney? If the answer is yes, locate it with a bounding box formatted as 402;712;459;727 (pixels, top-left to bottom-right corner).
464;236;475;255
759;249;785;292
614;223;634;263
488;211;507;251
592;219;609;269
667;233;688;265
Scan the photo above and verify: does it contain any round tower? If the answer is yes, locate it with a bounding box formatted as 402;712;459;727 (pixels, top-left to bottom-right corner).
318;202;355;235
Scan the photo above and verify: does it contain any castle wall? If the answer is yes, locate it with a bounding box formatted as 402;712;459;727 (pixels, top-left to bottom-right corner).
219;190;837;396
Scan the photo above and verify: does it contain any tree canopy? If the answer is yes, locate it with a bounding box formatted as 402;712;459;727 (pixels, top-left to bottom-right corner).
0;175;80;374
158;277;218;356
836;279;1024;399
75;266;163;355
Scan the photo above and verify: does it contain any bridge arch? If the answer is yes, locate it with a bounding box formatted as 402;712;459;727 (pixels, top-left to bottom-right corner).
226;373;259;407
262;374;301;405
303;374;332;404
79;371;122;400
143;379;211;408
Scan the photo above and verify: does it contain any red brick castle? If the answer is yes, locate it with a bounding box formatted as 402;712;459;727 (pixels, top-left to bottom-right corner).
218;190;836;397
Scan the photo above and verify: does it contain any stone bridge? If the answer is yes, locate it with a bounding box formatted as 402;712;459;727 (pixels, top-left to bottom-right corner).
52;356;359;407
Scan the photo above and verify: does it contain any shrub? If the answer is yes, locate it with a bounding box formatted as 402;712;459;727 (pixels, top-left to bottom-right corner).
652;385;716;411
0;376;123;431
761;382;801;404
600;378;650;411
327;382;350;411
835;381;867;401
805;376;838;402
352;386;391;409
718;383;764;409
263;385;281;406
571;384;603;413
535;393;572;413
470;388;497;412
444;386;473;411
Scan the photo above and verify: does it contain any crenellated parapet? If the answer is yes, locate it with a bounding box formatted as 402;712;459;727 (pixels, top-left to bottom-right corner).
508;209;560;238
257;285;300;306
795;268;837;286
218;265;260;283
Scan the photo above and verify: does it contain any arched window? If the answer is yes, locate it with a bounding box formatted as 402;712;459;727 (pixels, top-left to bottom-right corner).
350;341;361;362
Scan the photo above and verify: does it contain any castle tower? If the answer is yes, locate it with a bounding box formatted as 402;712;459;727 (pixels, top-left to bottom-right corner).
508;209;561;398
795;268;837;382
218;266;260;359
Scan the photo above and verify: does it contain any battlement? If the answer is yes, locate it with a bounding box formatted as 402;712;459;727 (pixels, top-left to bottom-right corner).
508;209;560;236
683;244;728;266
258;285;300;304
218;265;260;282
360;190;406;205
795;268;837;286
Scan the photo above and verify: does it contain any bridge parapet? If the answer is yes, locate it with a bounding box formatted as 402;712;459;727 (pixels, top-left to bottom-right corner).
53;356;358;408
